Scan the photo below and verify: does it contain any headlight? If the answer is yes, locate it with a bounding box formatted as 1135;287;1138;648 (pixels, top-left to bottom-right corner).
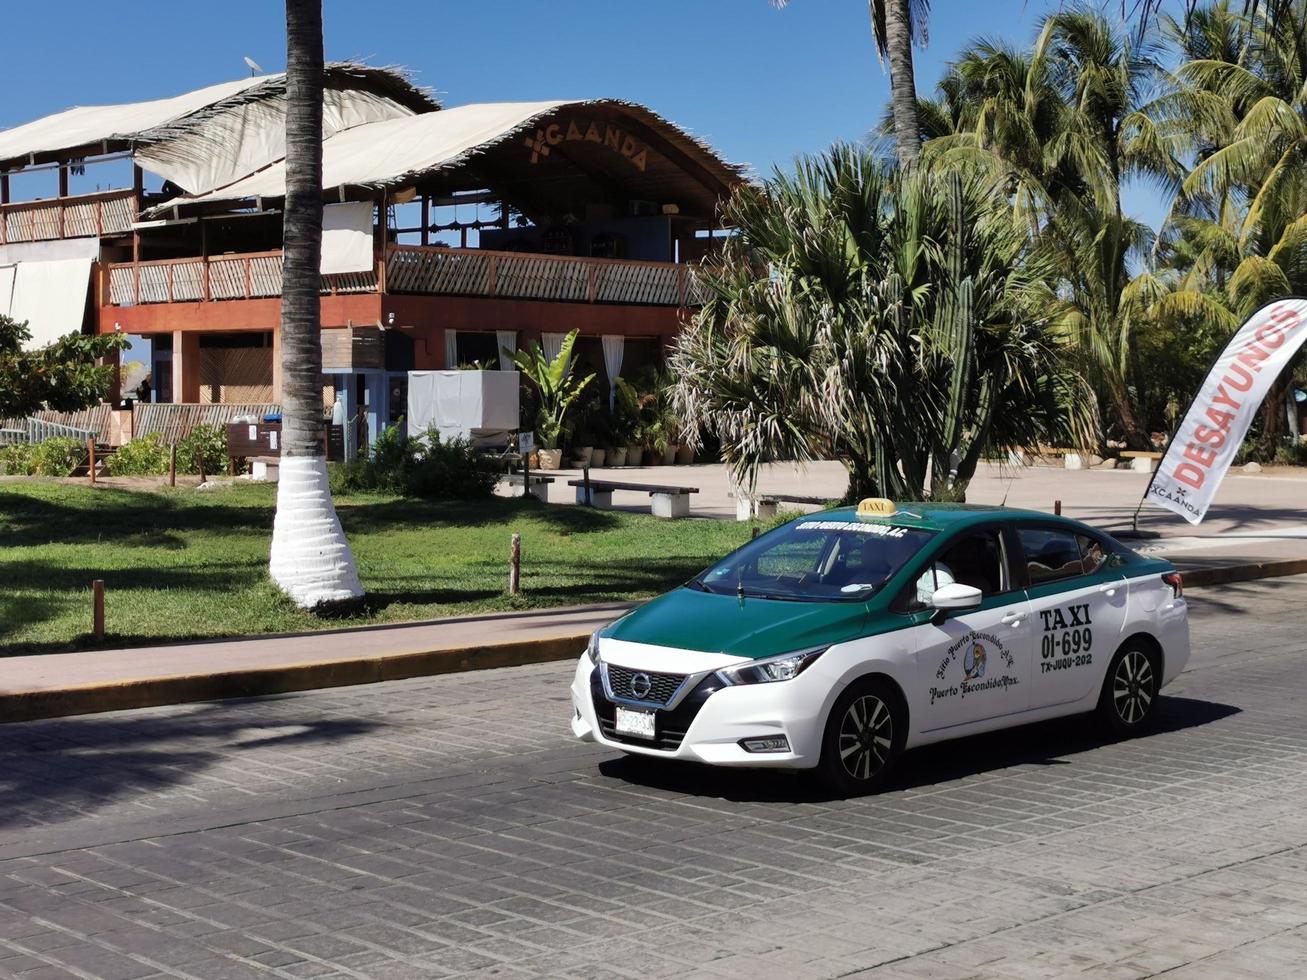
586;630;602;664
716;646;828;685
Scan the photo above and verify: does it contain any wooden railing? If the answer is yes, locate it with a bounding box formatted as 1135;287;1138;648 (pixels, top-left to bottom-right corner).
386;245;691;305
105;245;701;308
107;251;377;306
1;189;137;244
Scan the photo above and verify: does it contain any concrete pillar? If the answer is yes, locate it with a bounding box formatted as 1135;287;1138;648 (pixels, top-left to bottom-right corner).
364;372;384;448
172;331;200;403
337;375;357;461
271;328;282;403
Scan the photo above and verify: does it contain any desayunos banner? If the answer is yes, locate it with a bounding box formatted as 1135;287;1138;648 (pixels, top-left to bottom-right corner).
1146;297;1307;524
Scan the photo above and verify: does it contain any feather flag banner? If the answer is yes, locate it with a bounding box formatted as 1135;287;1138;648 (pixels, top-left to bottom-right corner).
1145;297;1307;524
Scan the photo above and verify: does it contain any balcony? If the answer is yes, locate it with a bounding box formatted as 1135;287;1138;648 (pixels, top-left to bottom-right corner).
1;189;138;244
104;245;706;308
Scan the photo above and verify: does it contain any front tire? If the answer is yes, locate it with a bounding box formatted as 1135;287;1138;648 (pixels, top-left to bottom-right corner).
817;679;904;796
1097;642;1159;736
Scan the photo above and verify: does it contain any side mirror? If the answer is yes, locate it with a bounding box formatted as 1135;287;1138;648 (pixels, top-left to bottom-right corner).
929;583;983;623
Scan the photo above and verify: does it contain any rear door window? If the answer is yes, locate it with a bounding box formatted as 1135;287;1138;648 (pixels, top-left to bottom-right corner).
1017;527;1087;585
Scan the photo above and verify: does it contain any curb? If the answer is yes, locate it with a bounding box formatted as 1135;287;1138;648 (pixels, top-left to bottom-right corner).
1;632;590;725
4;560;1306;726
1180;558;1307;587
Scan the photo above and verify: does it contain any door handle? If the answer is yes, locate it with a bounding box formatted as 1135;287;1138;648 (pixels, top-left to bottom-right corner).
1001;610;1023;625
1099;583;1119;597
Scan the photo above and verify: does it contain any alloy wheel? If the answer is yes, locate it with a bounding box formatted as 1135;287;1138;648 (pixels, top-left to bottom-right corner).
1113;650;1155;725
838;694;893;781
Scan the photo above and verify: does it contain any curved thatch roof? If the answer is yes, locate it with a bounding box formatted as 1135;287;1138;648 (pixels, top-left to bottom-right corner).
150;99;746;219
0;64;438;176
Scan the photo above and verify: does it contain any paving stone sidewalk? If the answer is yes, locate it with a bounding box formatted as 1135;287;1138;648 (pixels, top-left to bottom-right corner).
2;577;1307;978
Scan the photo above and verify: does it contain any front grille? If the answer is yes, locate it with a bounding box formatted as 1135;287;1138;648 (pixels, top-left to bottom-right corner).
590;666;725;752
604;664;686;706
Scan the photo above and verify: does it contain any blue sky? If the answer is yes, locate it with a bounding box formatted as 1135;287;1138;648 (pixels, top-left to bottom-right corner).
1;0;1177;226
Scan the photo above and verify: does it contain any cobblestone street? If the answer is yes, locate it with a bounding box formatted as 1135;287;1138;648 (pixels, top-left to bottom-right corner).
2;578;1306;979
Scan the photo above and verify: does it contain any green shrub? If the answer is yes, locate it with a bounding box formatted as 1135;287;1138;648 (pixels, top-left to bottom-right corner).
107;432;171;476
29;437;88;476
1272;441;1307;467
0;443;33;475
333;424;499;499
177;424;228;476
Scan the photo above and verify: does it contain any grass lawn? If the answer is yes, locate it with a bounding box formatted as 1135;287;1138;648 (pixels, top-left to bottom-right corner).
0;479;758;655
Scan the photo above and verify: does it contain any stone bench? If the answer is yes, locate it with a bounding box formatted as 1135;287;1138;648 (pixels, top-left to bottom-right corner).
1120;450;1164;473
504;473;555;502
730;491;831;521
567;479;699;518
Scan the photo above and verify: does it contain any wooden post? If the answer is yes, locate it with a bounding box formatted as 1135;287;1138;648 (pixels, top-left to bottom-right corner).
752;525;760;539
420;195;430;247
509;532;521;596
197;449;206;485
168;444;177;487
1054;499;1062;516
87;439;96;484
0;173;9;205
92;580;105;641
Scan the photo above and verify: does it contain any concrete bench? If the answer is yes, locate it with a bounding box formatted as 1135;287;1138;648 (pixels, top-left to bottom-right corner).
250;455;280;482
1120;450;1164;473
730;491;831;521
504;473;555;502
567;479;699;518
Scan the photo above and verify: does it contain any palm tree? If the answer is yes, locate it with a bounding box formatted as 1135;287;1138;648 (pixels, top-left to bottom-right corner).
914;10;1177;449
774;0;929;165
1151;0;1307;451
268;0;364;608
670;145;1093;501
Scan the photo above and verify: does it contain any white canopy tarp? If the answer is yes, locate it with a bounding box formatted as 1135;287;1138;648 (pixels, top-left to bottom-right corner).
320;202;375;274
135;86;422;195
0;77;264;168
3;257;93;350
160;102;571;207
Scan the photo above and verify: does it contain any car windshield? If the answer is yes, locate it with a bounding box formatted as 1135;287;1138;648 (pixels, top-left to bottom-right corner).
691;518;936;602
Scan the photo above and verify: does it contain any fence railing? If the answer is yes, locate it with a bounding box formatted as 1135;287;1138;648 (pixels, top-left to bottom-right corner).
0;406;113;444
105;246;699;308
1;189;137;244
133;402;281;444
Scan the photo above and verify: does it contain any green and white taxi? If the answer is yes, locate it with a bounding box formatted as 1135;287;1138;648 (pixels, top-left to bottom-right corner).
571;499;1189;794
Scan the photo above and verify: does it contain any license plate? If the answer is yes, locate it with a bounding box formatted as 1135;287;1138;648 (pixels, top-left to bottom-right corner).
615;706;656;739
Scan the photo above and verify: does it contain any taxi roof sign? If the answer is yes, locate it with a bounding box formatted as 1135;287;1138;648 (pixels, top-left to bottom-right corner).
857;497;898;518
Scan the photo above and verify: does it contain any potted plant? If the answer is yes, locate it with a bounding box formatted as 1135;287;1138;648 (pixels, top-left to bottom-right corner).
508;330;595;471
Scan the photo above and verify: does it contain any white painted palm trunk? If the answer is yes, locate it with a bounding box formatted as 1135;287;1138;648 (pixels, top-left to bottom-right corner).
269;455;364;607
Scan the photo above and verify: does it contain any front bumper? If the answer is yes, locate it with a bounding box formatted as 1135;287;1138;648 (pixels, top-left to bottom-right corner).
569;655;826;768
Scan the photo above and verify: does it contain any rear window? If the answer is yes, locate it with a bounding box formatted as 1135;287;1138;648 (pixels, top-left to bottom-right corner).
693;519;936;602
1018;527;1109;584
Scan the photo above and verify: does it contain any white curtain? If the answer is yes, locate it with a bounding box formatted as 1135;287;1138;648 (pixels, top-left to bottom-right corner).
8;258;93;350
0;264;15;319
541;332;566;366
496;329;517;370
602;335;625;409
320;202;374;274
444;329;458;368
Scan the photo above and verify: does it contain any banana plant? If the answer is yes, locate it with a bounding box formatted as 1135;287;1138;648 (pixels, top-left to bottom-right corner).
507;329;595;450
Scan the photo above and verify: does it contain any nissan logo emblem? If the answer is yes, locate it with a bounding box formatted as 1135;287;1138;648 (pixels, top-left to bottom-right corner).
629;672;653;699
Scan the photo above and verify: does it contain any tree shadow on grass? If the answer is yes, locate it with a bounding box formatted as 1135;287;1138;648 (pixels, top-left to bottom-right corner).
0;700;383;833
364;556;710;612
597;695;1240;804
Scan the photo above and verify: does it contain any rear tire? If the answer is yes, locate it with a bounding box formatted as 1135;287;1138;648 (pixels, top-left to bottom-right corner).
1097;642;1159;736
817;678;905;796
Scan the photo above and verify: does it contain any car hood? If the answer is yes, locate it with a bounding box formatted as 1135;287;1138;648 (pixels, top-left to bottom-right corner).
605;587;869;660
